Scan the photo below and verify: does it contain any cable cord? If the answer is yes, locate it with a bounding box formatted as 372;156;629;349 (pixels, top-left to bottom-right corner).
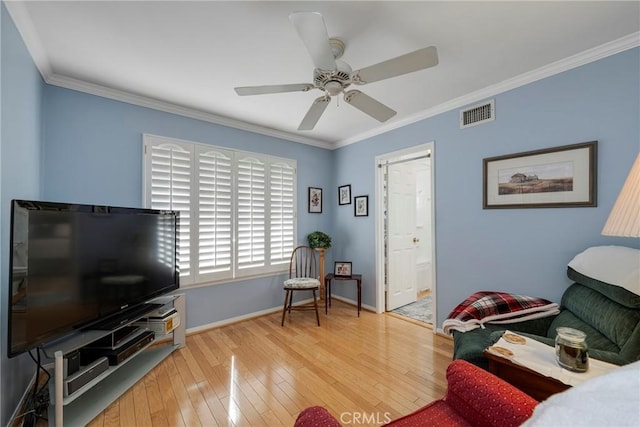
19;348;51;426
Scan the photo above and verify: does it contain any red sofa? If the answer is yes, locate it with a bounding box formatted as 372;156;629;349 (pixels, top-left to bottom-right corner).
294;360;537;427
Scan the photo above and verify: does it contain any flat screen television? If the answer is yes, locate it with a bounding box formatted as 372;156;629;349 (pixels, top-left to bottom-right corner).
7;200;179;358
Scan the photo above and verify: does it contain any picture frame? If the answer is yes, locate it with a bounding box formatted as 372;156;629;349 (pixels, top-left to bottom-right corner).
483;141;597;209
338;184;352;205
308;187;323;213
354;195;369;217
334;261;352;277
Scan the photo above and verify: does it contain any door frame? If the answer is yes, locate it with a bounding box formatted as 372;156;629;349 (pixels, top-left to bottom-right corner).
374;142;437;330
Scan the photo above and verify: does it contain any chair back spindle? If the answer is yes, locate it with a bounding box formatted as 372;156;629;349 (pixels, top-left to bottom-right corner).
290;246;317;279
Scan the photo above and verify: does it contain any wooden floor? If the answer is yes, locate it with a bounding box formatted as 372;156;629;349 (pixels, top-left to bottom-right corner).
85;300;453;427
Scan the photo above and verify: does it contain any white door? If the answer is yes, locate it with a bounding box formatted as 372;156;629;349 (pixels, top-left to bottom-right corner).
415;160;432;292
387;162;418;310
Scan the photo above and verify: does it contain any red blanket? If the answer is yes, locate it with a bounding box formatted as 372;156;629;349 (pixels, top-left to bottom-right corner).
443;291;559;335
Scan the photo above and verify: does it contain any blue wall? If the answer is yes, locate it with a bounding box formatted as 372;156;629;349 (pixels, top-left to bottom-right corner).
2;3;639;423
42;85;334;328
1;3;45;425
334;48;640;326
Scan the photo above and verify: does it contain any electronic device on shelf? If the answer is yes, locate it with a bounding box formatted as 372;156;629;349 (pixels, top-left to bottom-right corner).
80;330;155;366
63;356;109;397
84;326;149;350
134;308;180;335
6;199;179;358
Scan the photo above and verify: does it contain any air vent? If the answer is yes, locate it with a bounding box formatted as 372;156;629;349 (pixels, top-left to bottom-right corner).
460;100;495;128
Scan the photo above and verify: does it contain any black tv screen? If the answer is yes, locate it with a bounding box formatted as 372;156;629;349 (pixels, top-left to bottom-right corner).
8;200;179;357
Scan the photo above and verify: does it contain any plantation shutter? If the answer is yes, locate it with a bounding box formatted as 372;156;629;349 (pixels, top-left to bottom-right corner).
269;162;296;265
197;146;233;280
145;140;193;282
144;134;296;285
236;155;266;271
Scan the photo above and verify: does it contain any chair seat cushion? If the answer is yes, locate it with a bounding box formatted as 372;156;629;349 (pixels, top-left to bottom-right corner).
285;277;320;289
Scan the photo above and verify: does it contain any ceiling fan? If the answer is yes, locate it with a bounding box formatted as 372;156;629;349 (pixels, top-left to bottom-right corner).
234;11;439;131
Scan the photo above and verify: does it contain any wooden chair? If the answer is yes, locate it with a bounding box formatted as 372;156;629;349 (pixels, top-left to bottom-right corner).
281;245;321;326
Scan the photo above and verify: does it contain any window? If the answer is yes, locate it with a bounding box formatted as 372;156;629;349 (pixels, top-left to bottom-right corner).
143;134;296;286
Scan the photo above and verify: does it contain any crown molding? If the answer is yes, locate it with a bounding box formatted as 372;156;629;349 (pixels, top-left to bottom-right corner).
335;31;640;149
4;0;52;77
6;0;638;151
5;0;331;150
45;74;334;150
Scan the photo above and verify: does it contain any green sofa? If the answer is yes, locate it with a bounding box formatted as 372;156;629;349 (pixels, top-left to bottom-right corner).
452;247;640;369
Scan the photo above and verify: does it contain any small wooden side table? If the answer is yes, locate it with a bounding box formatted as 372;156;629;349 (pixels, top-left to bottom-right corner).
324;273;362;317
483;349;570;401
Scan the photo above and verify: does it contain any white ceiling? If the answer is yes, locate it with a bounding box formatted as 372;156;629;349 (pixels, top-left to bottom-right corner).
6;1;640;149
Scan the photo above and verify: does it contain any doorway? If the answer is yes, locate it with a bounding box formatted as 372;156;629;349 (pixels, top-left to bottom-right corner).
375;143;436;329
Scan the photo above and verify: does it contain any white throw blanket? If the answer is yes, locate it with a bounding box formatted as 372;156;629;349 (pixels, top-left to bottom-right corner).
523;360;640;426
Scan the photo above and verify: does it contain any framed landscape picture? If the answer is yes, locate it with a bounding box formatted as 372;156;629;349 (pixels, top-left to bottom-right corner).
308;187;323;213
483;141;597;209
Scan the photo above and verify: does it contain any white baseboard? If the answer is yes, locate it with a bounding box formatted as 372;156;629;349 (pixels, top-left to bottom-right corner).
184;295;383;335
328;294;376;312
185;298;317;335
186;306;281;335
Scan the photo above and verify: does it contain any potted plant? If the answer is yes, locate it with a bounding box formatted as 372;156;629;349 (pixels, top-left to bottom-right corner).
307;231;331;250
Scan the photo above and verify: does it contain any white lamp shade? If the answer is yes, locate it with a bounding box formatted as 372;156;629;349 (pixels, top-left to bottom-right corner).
602;153;640;237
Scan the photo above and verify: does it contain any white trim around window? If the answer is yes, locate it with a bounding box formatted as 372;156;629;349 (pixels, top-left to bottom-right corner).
143;134;297;287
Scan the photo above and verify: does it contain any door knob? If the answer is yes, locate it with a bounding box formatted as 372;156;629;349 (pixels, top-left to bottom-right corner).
412;237;420;243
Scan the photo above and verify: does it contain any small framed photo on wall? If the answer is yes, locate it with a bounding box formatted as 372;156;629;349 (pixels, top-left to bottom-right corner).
338;184;351;205
308;187;323;213
354;195;368;217
334;261;352;277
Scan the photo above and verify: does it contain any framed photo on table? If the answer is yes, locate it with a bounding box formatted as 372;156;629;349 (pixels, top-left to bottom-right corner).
334;261;352;277
308;187;323;213
338;184;351;205
483;141;597;209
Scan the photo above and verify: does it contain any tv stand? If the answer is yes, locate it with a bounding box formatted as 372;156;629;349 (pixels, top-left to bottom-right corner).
46;294;185;427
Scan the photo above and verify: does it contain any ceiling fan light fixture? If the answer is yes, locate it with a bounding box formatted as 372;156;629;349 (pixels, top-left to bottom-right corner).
324;81;343;96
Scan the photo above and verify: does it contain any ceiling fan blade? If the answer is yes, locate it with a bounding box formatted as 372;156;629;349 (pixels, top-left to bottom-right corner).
352;46;439;85
344;90;396;122
235;83;314;96
298;96;331;130
289;12;337;71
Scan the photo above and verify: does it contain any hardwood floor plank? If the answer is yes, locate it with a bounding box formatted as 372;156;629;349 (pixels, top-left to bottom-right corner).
172;349;220;425
88;301;453;426
245;377;296;425
131;380;153;427
117;388;136;426
163;356;201;426
143;369;167;422
195;381;234;426
154;360;187;427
